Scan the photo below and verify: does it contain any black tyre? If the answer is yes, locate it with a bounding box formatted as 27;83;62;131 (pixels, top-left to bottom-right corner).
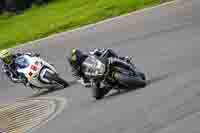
44;71;69;88
92;87;104;100
54;76;69;88
92;86;112;100
114;72;146;88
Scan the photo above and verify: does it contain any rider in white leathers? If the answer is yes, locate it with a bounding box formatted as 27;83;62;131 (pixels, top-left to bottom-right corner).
0;49;40;86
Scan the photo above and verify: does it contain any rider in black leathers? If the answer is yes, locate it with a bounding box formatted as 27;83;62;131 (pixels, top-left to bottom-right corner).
67;48;131;99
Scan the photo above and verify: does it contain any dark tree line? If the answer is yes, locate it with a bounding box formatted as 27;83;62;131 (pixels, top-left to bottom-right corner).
0;0;51;14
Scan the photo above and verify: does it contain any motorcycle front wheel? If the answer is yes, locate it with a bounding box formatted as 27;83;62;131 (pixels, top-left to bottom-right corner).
44;71;69;88
91;81;112;100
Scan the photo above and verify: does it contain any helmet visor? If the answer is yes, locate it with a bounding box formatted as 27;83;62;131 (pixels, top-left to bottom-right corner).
15;56;30;69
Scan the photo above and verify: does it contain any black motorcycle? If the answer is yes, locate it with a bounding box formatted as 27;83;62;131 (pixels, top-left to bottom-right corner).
80;54;147;99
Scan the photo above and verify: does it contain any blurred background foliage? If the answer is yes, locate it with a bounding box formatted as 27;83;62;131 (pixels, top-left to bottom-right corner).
0;0;52;14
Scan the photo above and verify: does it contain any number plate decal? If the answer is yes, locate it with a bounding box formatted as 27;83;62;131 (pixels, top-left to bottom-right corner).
30;65;38;71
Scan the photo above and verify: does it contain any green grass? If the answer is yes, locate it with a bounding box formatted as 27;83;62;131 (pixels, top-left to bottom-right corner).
0;0;166;50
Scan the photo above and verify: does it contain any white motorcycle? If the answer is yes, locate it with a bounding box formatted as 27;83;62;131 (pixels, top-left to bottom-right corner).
5;54;69;91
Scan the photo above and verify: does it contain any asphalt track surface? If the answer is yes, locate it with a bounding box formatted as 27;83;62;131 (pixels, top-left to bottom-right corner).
0;0;198;132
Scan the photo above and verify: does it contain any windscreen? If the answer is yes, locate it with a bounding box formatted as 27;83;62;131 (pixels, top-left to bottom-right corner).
82;56;98;75
15;56;30;69
82;56;105;77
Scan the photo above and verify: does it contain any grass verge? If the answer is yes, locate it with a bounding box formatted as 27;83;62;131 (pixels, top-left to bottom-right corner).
0;0;170;50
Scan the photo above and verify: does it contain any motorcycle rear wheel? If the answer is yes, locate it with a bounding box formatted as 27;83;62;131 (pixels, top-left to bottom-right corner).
114;72;146;88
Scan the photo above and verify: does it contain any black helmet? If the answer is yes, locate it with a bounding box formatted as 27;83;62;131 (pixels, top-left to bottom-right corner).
68;48;85;68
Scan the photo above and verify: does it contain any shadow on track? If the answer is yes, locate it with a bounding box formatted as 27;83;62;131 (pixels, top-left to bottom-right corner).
26;80;78;99
29;88;64;98
15;87;65;102
104;72;173;100
23;72;173;100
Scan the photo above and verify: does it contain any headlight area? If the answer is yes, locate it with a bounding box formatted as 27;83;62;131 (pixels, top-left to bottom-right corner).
95;61;105;76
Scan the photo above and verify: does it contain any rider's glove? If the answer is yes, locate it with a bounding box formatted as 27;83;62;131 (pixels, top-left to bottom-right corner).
78;78;92;88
